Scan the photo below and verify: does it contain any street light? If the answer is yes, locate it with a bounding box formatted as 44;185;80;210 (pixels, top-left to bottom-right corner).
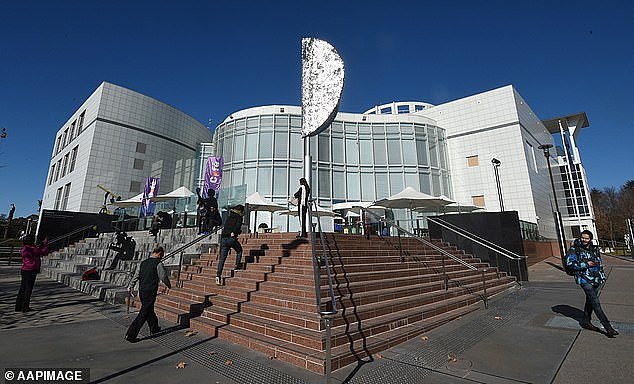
538;144;567;265
491;158;504;211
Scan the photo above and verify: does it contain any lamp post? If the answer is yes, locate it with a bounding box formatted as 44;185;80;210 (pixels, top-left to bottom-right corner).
491;158;504;211
538;144;567;265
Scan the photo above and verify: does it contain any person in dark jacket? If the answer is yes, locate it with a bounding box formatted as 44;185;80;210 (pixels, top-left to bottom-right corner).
565;230;619;338
15;234;48;312
196;188;221;234
293;178;311;238
216;204;244;286
125;246;171;342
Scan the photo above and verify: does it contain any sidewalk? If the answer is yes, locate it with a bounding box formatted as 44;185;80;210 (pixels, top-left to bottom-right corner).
1;255;632;383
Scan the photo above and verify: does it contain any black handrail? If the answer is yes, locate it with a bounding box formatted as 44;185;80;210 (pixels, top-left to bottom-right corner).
428;217;526;282
47;224;96;251
362;208;491;308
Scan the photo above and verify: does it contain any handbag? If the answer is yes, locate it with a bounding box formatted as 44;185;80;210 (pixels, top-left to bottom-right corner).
288;196;299;206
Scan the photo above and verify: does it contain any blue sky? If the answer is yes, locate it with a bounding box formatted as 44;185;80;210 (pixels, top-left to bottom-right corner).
1;0;632;217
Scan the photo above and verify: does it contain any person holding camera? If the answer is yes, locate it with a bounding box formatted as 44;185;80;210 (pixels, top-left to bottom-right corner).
15;234;48;312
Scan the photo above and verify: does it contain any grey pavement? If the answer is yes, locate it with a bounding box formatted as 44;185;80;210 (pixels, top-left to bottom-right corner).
0;254;632;384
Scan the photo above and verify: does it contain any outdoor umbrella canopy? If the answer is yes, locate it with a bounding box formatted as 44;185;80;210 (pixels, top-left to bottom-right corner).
245;192;286;212
246;192;287;233
150;186;195;202
110;193;144;207
373;187;453;210
415;202;481;214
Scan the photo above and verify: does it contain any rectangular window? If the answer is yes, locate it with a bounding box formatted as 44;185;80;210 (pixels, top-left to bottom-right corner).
332;137;344;163
472;195;485;208
136;142;147;153
397;105;409;114
273;131;287;158
467;155;479;167
78;111;85;133
61;153;69;177
130;181;141;193
69;121;76;142
69;146;78;173
62;128;68;149
373;139;386;165
133;158;144;170
527;142;538;173
258;132;272;158
318;135;330;162
55;136;62;155
55;159;62;181
61;183;71;210
48;164;55;185
54;187;63;210
346;139;359;165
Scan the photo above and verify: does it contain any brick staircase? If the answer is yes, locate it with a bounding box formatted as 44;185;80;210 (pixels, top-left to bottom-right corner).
43;227;216;304
151;232;517;373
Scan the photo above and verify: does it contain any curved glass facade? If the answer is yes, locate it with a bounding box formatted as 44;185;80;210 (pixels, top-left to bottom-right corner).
211;106;451;232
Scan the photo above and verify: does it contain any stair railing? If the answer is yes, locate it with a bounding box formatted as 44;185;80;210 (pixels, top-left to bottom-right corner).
362;208;491;308
428;217;526;282
305;199;338;380
47;224;97;252
162;228;220;288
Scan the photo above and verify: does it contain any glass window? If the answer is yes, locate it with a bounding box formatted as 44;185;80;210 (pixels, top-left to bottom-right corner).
331;121;343;133
245;133;258;159
62;128;68;148
289;168;302;194
359;139;372;164
232;168;243;187
55;159;61;181
332;137;344;163
318;169;331;199
69;146;78;173
400;123;414;135
290;133;302;159
346;172;360;200
136;142;147;153
387;139;401;164
274;115;288;128
380;107;391;114
432;172;441;195
404;173;418;190
416;138;429;166
375;173;389;199
318;135;330;162
244;168;257;194
235;118;246;132
419;172;431;194
372;124;385;135
260;115;273;129
133;158;144;170
78;111;85;133
290;116;302;129
361;172;374;201
61;183;71;210
224;135;233;161
234;134;245;161
48;164;55;185
428;127;439;167
333;171;345;199
130;181;141;193
54;187;63;210
397;105;409;114
258;167;272;195
273;167;288;195
346;139;359;165
389;172;403;195
247;117;259;128
69;121;76;141
442;172;451;197
402;138;416;165
274;132;288;158
61;153;69;177
373;139;386;165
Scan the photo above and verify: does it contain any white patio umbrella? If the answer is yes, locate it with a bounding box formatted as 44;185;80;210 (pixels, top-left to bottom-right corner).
245;192;287;233
110;193;144;207
150;186;195;202
373;187;453;229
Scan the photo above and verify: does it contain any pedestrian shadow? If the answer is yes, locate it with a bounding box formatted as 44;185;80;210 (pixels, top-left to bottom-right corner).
551;304;585;325
545;262;565;272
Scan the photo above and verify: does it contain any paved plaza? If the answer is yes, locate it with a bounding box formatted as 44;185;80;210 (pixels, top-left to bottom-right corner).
1;255;632;384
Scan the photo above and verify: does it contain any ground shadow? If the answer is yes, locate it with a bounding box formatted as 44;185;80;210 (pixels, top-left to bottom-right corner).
551;304;584;324
546;262;565;272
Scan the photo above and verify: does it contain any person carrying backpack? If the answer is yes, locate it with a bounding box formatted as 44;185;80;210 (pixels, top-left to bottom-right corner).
565;230;618;338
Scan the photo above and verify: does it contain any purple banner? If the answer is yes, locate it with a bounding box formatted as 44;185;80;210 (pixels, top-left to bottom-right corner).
203;156;223;197
141;177;160;217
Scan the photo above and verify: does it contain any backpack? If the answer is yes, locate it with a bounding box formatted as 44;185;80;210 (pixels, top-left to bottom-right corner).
564;242;579;276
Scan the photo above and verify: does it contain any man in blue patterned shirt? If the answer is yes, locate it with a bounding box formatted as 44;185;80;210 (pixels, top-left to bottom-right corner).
565;230;619;338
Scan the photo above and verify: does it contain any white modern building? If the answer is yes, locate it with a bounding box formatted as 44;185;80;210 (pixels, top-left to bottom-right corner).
41;82;212;214
41;82;594;241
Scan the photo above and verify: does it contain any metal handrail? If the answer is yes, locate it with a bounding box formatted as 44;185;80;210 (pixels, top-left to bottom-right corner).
162;228;220;288
428;217;526;282
429;217;525;261
47;224;96;250
362;208;491;308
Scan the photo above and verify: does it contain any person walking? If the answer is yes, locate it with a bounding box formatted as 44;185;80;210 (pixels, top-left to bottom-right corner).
216;204;244;286
565;230;619;338
125;246;171;342
293;178;311;238
15;234;47;312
